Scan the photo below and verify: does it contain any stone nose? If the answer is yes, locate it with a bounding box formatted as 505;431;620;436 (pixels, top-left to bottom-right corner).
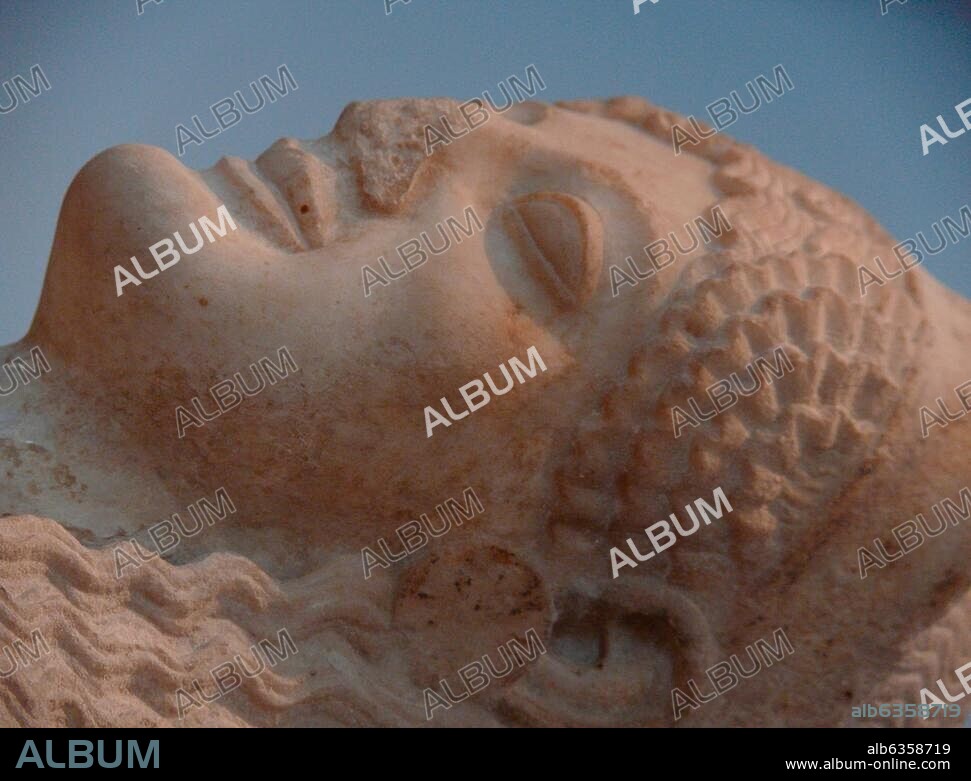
333;98;465;214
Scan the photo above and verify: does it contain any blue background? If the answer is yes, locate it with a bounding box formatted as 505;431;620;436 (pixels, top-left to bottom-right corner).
0;0;969;343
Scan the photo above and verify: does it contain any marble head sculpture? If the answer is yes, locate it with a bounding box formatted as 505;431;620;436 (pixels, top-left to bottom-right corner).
1;96;969;727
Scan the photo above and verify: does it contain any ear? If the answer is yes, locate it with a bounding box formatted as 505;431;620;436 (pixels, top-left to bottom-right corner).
502;192;604;311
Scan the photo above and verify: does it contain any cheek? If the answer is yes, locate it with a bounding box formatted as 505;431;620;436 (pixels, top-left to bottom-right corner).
369;247;527;374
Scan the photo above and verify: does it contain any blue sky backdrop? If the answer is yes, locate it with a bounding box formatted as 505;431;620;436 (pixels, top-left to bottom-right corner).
1;0;969;343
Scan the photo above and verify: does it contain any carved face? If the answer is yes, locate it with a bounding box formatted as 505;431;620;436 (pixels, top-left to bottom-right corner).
25;97;943;726
33;99;727;538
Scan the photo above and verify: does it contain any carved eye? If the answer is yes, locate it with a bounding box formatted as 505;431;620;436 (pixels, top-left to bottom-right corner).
503;192;604;310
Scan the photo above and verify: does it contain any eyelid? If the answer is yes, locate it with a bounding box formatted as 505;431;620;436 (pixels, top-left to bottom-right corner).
502;192;604;310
